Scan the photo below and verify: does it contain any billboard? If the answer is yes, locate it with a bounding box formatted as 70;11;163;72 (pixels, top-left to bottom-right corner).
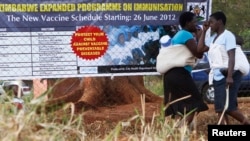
0;0;211;79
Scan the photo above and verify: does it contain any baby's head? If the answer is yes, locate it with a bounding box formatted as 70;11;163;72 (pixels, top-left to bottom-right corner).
160;35;171;48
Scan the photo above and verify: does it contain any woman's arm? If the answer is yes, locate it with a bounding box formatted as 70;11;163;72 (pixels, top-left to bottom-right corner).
197;21;210;53
185;38;203;58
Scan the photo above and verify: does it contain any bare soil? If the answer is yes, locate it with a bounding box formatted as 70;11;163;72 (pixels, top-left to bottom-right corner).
46;77;250;140
82;98;250;140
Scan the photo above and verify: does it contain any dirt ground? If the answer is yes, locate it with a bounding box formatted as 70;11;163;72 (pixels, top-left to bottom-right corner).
82;98;250;140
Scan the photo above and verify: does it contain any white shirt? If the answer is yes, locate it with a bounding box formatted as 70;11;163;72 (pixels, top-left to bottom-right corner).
206;30;236;81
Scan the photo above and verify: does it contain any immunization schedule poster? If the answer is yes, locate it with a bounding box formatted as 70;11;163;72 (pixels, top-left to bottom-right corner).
0;0;211;79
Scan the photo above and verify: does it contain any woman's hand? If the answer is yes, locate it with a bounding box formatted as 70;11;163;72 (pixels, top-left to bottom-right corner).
194;26;203;39
202;21;210;31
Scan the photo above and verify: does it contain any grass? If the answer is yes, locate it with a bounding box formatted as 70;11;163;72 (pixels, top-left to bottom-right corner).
0;94;86;141
0;89;208;141
144;75;164;96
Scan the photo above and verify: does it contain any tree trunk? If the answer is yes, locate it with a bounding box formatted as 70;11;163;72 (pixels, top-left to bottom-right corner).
43;76;163;112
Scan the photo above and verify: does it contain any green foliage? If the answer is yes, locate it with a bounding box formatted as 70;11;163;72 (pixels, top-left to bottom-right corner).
144;75;164;96
212;0;250;50
240;30;250;50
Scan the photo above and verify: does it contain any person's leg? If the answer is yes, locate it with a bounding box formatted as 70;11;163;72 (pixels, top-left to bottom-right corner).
227;110;250;125
164;68;207;128
175;112;196;128
213;79;227;124
227;71;250;125
185;112;196;125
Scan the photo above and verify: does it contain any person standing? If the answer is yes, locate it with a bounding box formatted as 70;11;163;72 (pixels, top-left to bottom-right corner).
163;11;208;127
197;11;250;125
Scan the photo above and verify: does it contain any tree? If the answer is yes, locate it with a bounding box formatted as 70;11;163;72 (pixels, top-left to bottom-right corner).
212;0;250;50
43;76;163;113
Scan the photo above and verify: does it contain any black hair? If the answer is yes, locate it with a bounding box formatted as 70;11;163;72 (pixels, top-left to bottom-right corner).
210;11;226;25
179;12;195;28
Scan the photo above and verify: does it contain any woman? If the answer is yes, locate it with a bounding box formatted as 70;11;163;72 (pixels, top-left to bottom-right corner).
197;11;250;125
164;12;208;127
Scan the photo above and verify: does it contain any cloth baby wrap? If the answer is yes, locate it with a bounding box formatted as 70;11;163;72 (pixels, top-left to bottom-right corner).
156;44;196;74
208;44;249;76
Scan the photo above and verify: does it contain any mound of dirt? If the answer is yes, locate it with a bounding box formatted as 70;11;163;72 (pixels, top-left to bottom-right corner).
82;99;250;140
